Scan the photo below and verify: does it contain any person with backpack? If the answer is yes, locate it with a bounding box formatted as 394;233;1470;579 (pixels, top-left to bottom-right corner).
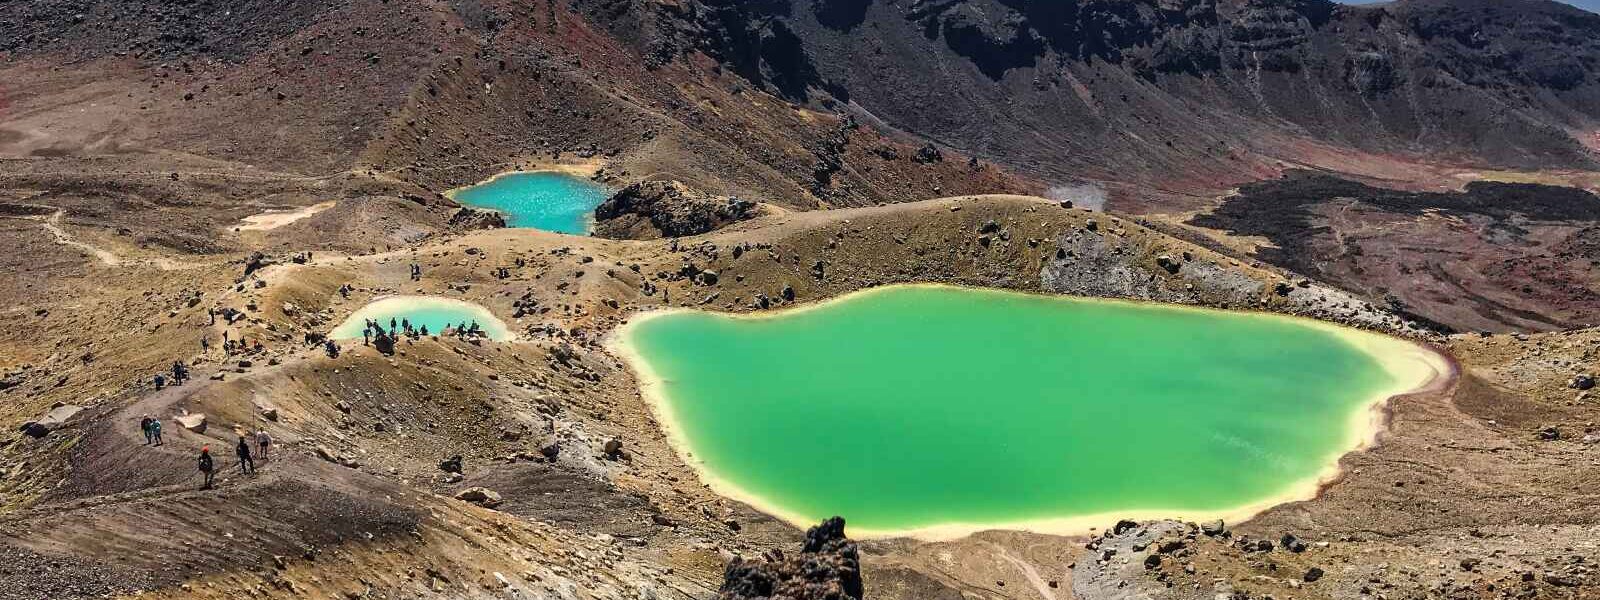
198;447;215;489
236;436;255;475
139;415;153;445
149;418;163;446
255;429;272;460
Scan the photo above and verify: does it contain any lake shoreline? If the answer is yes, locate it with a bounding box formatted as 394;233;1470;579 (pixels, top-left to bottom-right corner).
330;295;514;341
605;283;1455;541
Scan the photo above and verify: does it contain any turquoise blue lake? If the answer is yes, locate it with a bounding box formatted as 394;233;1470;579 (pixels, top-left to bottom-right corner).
449;171;610;235
331;296;511;341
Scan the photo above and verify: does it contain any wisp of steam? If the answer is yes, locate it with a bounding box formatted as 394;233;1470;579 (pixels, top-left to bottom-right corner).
1046;183;1108;211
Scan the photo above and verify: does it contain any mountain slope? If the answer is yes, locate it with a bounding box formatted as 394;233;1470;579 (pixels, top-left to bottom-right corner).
582;0;1600;207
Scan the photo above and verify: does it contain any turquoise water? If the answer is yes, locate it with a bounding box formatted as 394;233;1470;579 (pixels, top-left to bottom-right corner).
620;285;1407;534
450;171;610;235
331;296;511;341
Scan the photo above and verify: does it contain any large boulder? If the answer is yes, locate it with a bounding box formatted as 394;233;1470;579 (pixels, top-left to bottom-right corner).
439;455;464;474
20;404;83;438
174;413;207;434
454;487;503;508
593;180;762;240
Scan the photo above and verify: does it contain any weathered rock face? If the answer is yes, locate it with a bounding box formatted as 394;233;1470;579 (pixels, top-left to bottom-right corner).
447;207;506;231
20;404;83;438
583;0;1600;185
593;180;762;240
718;516;863;600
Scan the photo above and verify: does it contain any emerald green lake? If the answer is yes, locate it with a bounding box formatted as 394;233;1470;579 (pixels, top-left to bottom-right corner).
616;285;1434;537
449;171;610;235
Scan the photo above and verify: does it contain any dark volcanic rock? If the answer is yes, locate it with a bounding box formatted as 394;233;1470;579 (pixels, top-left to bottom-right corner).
593;180;762;240
583;0;1600;188
719;516;863;600
1189;170;1600;332
448;207;507;231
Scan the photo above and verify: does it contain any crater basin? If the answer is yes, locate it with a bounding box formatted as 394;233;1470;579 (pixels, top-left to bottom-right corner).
331;296;511;341
448;171;610;235
610;284;1445;539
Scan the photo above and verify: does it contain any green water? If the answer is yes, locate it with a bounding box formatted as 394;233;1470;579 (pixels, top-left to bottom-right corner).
621;285;1401;533
450;171;610;235
331;296;511;341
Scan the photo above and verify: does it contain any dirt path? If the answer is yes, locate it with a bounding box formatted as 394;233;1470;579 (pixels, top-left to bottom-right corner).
41;209;122;266
29;209;206;270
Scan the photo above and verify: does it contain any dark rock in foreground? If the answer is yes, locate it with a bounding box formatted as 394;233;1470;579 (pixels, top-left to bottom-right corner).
719;516;863;600
594;180;762;240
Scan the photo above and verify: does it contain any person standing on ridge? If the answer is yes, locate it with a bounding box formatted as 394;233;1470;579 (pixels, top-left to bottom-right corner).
255;429;272;460
236;436;255;475
198;446;215;489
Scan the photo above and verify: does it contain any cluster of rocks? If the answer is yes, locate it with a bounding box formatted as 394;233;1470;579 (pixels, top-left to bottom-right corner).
718;517;863;600
1076;519;1328;599
447;206;507;230
592;180;760;240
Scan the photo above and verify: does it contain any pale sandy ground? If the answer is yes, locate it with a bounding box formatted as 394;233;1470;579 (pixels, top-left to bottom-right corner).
234;201;338;232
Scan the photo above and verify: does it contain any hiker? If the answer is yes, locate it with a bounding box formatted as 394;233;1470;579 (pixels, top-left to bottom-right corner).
201;337;210;353
363;328;370;346
140;415;154;445
324;339;340;358
150;418;163;445
198;446;215;489
389;318;397;333
256;429;272;460
171;361;188;385
153;373;166;391
419;324;429;337
236;436;255;475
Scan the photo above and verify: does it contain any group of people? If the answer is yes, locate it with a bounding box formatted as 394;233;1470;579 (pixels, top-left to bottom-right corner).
220;332;263;355
139;415;164;446
409;263;423;281
362;317;429;345
153;361;190;390
444;320;485;339
195;431;272;489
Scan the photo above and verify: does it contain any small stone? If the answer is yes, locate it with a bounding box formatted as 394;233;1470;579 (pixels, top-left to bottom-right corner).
454;487;503;508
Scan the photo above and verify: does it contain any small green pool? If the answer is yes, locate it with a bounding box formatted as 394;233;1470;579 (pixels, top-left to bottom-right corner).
331;296;511;341
448;171;610;235
612;285;1440;538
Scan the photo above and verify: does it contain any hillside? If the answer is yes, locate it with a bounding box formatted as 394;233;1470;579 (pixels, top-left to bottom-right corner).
1;0;1599;599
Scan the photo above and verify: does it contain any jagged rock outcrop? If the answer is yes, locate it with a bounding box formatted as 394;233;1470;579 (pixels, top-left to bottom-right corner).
593;180;762;240
447;207;506;231
718;517;863;600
